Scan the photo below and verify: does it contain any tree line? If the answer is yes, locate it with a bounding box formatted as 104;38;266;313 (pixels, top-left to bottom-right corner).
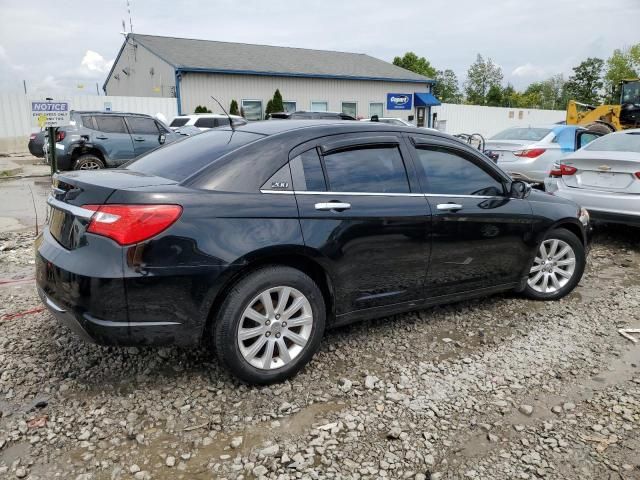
393;44;639;110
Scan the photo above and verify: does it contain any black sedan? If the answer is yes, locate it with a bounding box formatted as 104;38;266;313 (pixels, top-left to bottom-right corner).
36;121;590;384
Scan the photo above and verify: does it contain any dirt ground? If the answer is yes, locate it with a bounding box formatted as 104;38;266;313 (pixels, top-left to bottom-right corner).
0;221;639;479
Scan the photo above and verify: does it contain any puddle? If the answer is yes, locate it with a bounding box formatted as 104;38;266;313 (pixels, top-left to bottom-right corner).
0;441;29;466
63;401;345;479
450;320;640;463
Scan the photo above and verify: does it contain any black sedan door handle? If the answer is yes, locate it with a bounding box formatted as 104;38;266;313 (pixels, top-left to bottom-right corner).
315;202;351;211
133;137;145;142
437;203;463;211
95;135;108;140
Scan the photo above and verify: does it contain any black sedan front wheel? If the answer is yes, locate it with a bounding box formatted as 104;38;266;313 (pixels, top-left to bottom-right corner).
214;266;325;384
523;228;585;300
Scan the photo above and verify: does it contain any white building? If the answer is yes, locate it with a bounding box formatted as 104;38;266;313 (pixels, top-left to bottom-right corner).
104;34;440;126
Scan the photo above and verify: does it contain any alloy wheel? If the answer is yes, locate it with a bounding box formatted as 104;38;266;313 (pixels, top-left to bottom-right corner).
237;286;313;370
527;239;576;293
79;161;102;170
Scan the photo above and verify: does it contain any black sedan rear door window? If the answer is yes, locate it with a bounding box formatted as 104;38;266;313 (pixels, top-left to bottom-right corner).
415;147;504;196
322;146;409;193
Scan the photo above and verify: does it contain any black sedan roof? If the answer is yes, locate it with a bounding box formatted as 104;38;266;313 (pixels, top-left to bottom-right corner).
223;119;449;138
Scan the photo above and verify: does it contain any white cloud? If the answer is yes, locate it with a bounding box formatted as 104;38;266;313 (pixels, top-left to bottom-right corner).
511;63;547;79
0;45;24;71
80;50;114;74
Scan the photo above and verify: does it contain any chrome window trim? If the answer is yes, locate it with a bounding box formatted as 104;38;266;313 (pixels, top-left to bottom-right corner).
259;189;496;199
46;196;95;220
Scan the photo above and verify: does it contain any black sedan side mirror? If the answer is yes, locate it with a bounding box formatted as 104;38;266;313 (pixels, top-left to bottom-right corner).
159;133;166;145
510;180;531;199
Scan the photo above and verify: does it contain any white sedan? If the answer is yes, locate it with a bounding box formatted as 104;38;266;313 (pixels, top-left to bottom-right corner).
551;129;640;227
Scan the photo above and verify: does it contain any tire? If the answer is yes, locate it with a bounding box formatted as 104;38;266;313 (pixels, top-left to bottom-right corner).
523;228;585;301
214;266;326;384
585;122;615;135
74;154;105;170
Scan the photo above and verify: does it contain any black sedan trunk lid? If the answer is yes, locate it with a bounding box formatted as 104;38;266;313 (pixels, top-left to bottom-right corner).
48;170;177;249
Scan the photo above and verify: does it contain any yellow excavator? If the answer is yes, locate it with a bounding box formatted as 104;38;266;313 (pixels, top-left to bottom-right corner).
566;78;640;133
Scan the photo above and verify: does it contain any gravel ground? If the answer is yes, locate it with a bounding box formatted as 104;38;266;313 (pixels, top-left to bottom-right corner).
0;227;639;480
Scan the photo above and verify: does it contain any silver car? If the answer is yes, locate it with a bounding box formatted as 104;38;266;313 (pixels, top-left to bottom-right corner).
551;129;640;226
485;125;590;184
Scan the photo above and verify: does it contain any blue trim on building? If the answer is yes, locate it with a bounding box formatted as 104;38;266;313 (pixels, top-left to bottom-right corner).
175;70;183;115
175;67;434;84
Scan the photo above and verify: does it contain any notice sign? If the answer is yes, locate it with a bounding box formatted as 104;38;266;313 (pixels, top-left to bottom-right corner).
386;93;412;110
31;101;70;128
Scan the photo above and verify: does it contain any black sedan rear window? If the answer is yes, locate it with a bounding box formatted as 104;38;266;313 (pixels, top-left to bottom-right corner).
125;130;264;181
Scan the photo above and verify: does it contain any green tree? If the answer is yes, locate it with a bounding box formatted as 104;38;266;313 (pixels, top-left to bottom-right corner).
500;84;519;107
631;44;640;70
464;54;503;105
272;89;284;112
264;99;274;119
486;84;503;106
194;105;211;113
603;45;639;103
392;52;437;79
229;99;239;115
564;57;604;105
433;69;462;103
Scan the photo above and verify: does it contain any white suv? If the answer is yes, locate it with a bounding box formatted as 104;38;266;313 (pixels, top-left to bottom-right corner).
169;114;247;131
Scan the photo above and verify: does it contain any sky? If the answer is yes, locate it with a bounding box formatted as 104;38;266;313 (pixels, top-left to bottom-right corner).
0;0;638;97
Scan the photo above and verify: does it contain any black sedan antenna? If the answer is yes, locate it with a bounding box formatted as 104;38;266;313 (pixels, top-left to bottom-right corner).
211;96;235;131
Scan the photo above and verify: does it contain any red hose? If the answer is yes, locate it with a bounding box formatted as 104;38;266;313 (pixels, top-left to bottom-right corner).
0;307;45;322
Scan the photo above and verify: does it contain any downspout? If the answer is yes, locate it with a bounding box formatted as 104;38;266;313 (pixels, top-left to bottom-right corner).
175;69;183;115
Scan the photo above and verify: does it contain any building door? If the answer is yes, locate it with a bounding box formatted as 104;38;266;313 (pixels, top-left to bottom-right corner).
416;107;426;127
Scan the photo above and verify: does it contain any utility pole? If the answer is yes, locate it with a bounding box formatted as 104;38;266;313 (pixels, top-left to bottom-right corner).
45;97;57;177
23;80;27;95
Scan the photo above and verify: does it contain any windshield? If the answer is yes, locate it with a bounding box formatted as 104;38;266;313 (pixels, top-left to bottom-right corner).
585;132;640;153
621;81;640;104
125;129;265;181
169;117;189;127
490;128;551;141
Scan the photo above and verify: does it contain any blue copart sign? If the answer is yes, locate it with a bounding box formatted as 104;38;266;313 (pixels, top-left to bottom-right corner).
386;93;412;110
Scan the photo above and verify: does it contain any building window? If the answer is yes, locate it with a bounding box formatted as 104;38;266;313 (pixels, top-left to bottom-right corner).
242;100;263;121
369;102;383;119
341;102;357;118
283;101;297;113
311;101;328;112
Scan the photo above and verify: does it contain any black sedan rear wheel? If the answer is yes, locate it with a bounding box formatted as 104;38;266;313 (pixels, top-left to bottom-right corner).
214;266;325;384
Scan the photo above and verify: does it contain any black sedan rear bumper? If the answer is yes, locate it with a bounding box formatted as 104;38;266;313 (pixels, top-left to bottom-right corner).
35;229;204;346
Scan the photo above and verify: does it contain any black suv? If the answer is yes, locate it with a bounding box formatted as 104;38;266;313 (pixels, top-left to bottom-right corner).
268;111;356;120
36;121;589;384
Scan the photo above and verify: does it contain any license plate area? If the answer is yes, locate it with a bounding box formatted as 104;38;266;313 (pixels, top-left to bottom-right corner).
48;206;88;249
581;171;632;190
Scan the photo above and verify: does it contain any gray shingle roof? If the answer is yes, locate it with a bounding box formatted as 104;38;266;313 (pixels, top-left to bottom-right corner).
129;34;433;83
